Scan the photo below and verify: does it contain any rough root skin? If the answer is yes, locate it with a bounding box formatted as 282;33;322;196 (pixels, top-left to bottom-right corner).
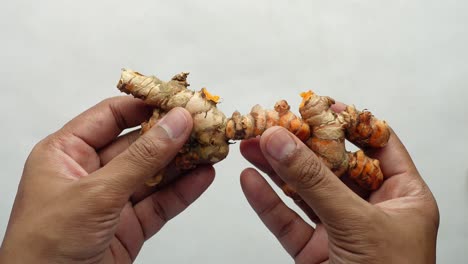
117;70;391;197
118;69;229;185
292;90;389;196
225;100;310;141
347;150;383;190
343;105;391;149
141;109;165;134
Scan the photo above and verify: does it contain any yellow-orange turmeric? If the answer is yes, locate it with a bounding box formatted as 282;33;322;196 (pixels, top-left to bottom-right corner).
117;69;390;195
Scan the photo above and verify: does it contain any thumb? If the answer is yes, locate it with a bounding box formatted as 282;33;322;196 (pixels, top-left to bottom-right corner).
259;127;371;224
92;107;193;197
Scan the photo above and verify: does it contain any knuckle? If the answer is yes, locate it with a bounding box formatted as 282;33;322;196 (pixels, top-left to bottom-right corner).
126;131;140;147
108;100;129;131
127;135;165;165
258;198;282;218
172;186;190;207
294;154;328;190
29;133;63;157
277;213;299;240
100;96;118;105
29;140;47;158
78;177;125;208
151;195;168;224
36;134;59;150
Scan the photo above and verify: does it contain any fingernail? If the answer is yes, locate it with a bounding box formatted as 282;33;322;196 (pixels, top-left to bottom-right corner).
157;108;188;139
265;128;297;160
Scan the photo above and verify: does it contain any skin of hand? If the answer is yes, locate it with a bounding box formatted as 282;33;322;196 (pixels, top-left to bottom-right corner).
239;104;439;264
0;97;215;264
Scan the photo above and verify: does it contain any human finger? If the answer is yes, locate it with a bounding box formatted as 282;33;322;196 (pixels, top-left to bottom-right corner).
129;163;211;204
259;127;372;223
133;165;215;240
98;129;210;204
241;137;368;221
60;96;151;149
330;101;417;198
240;138;285;186
366;128;417;178
366;129;427;203
98;130;141;165
330;101;347;113
90;107;192;199
240;168;315;257
240;138;319;221
329;101;416;178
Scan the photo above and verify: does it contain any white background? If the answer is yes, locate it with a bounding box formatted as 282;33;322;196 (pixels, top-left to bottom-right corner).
1;0;467;263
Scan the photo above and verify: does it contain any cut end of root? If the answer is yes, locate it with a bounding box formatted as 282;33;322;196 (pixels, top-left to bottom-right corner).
172;72;190;87
117;69;144;94
201;87;220;104
300;90;314;107
274;100;291;114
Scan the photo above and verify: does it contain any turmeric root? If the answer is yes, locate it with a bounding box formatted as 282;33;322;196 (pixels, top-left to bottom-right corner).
225;100;310;141
117;69;390;196
298;91;388;191
117;69;229;167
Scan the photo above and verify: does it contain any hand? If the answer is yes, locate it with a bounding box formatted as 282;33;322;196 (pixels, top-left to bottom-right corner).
0;97;215;264
240;116;439;263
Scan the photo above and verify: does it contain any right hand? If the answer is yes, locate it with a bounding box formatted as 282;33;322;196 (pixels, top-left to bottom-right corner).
240;126;439;263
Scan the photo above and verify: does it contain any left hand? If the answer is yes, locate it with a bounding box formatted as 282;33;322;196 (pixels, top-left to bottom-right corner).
0;97;215;264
